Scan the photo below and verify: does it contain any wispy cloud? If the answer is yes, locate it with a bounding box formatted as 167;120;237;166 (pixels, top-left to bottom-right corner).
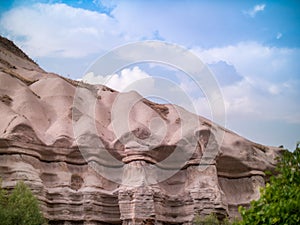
244;4;266;17
276;32;282;39
0;3;125;58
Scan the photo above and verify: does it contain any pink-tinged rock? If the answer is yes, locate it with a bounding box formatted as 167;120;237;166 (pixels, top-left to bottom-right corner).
0;36;283;224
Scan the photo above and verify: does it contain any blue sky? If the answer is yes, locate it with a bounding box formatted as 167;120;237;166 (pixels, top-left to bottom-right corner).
0;0;299;150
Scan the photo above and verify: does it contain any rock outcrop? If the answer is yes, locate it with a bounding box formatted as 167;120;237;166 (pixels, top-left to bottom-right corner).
0;36;282;224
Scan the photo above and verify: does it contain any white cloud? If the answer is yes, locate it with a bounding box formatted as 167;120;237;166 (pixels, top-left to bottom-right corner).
192;42;300;124
0;3;123;58
268;84;281;95
244;4;266;17
193;42;299;81
82;66;153;92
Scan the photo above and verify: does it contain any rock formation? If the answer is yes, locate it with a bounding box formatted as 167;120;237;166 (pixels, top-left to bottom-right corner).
0;36;282;224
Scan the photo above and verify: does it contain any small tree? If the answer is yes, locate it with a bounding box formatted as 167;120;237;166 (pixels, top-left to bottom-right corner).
237;144;300;225
193;213;231;225
0;180;47;225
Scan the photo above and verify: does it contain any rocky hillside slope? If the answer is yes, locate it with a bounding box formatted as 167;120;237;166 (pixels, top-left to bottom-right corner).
0;36;282;225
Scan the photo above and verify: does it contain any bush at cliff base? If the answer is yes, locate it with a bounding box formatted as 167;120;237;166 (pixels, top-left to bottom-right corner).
0;181;47;225
237;144;300;225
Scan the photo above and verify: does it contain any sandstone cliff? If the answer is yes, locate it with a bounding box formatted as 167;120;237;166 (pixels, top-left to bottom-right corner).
0;36;282;225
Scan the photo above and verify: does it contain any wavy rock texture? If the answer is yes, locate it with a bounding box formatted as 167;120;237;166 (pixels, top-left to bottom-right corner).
0;36;283;224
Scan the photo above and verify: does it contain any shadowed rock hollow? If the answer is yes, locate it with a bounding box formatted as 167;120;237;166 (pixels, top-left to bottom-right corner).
0;36;283;225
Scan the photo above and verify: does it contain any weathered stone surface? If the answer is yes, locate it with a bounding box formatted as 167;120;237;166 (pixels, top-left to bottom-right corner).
0;36;283;224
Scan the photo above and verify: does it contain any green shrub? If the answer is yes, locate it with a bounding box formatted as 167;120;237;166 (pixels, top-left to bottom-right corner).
193;213;231;225
237;143;300;225
0;180;47;225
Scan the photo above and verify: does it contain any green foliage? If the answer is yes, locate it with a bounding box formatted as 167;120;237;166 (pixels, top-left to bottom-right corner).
0;180;47;225
193;213;231;225
237;144;300;225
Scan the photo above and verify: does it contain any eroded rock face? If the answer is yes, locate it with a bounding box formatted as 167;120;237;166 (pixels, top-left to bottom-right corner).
0;36;282;224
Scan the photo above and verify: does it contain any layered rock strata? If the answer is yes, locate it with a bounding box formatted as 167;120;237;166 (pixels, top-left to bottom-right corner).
0;36;282;224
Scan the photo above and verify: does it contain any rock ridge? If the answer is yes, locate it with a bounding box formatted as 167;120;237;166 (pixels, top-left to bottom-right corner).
0;36;283;224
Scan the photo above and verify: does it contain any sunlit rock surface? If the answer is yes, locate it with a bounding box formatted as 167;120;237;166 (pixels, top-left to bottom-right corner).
0;36;282;224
